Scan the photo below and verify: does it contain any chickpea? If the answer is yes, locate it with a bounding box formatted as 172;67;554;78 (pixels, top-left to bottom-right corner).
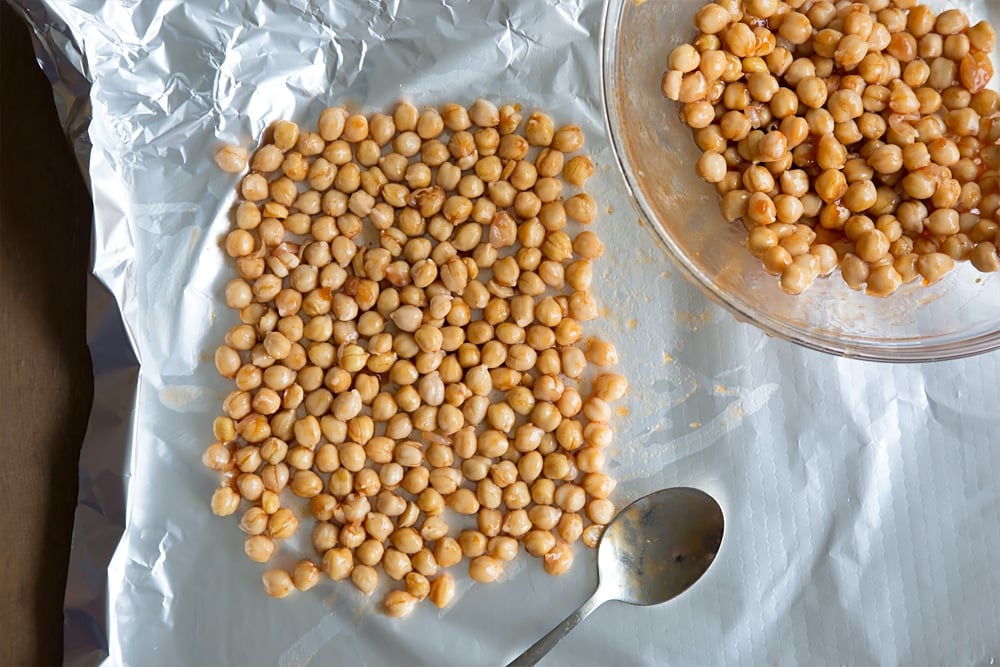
927;209;960;236
842;180;877;212
210;486;241;516
971;242;1000;272
261;569;294;598
746;192;777;225
467;555;502;583
571;231;604;260
587;499;616;526
241;532;275;564
695;3;729;34
421;573;455;609
796;76;828;109
564;156;595;187
865;264;902;296
914;252;954;284
381;590;417;619
969;21;997;53
341;524;376;555
669;44;700;74
757;131;787;162
543;540;574;576
779;254;819;294
697;151;728;183
321;547;353;581
287;560;321;593
349;565;377;595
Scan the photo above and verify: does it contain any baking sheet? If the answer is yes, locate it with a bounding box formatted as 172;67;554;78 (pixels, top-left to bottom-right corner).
10;0;1000;663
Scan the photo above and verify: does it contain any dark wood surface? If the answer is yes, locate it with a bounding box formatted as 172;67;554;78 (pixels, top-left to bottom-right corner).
1;4;95;665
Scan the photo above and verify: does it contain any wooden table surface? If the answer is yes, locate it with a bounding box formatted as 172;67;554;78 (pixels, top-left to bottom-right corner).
1;4;96;665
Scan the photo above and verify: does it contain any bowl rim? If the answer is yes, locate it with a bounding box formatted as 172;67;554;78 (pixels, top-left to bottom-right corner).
598;0;1000;363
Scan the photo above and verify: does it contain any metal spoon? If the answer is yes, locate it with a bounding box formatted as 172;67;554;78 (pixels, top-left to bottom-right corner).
507;486;725;666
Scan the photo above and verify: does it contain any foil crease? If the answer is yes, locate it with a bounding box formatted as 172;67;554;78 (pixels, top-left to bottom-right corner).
10;0;1000;664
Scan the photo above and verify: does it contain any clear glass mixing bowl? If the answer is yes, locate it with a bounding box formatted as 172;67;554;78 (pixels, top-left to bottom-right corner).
601;0;1000;362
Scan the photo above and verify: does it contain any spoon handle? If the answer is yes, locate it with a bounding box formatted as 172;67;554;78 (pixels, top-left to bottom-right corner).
506;590;609;667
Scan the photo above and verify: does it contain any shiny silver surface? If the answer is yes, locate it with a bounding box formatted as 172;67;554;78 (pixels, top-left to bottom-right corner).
9;0;1000;663
509;488;724;666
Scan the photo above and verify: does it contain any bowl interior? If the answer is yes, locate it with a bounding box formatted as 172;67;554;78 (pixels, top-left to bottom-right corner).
602;0;1000;362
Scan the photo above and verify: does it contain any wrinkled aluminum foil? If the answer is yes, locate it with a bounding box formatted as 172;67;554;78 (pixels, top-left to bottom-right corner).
10;0;1000;664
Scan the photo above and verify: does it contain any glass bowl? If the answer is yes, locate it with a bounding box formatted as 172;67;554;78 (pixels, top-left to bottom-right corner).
601;0;1000;362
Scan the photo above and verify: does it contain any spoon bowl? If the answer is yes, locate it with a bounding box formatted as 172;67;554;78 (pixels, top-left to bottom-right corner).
600;486;725;607
508;487;724;666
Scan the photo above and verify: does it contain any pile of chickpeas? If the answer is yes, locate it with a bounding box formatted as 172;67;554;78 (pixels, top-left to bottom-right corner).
208;99;627;617
661;0;1000;296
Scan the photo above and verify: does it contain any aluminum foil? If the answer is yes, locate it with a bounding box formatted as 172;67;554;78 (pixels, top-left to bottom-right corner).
11;0;1000;663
